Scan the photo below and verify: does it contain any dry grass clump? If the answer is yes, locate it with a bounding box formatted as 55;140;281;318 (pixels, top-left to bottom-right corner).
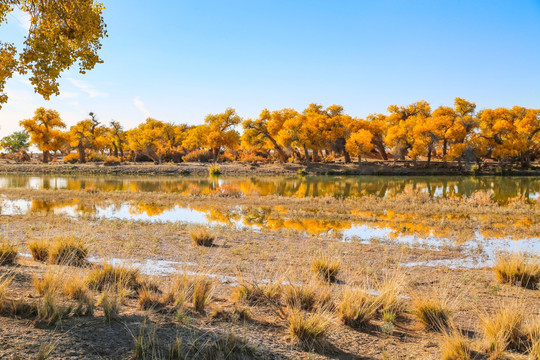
37;290;71;325
62;274;94;316
493;252;540;289
440;330;471;360
36;342;55;360
0;242;17;265
28;240;50;262
527;319;540;360
480;304;528;356
33;270;62;296
311;255;340;283
192;276;214;312
162;274;194;308
210;305;252;322
283;283;332;311
376;271;406;316
0;273;14;313
86;263;141;291
338;287;379;329
205;332;257;358
413;297;452;332
232;279;282;306
98;287;123;322
47;237;88;266
287;308;331;350
138;287;163;310
189;226;215;247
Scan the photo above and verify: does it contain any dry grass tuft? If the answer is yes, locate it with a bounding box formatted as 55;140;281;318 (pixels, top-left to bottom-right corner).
283;283;332;311
0;273;14;313
287;308;331;350
205;332;256;358
28;240;50;262
528;319;540;360
162;274;194;308
413;297;452;332
192;276;214;313
98;287;123;322
0;242;17;265
47;237;88;266
36;342;55;360
189;226;215;247
338;287;379;329
86;263;141;291
480;304;527;355
311;255;340;283
138;287;163;310
232;279;281;306
440;330;471;360
63;273;94;316
493;252;540;289
33;270;62;296
37;289;71;325
376;271;406;315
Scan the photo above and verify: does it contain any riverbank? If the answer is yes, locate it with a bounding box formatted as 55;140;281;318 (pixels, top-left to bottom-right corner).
0;161;539;176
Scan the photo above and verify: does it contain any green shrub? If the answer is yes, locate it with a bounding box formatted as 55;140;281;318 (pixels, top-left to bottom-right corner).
209;165;221;177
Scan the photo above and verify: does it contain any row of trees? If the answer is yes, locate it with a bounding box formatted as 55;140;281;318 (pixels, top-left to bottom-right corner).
3;98;540;167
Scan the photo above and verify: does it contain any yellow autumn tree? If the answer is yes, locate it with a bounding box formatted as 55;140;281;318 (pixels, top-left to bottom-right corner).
476;107;520;163
352;114;388;160
242;108;298;162
69;119;94;163
0;0;107;108
345;129;374;165
385;101;431;161
20;107;66;162
127;118;185;164
183;125;209;151
107;121;127;158
204;108;242;162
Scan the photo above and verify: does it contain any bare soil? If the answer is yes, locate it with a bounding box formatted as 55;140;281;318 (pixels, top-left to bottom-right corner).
0;160;538;176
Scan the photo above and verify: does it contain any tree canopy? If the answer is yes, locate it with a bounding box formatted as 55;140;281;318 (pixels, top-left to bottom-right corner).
0;0;107;108
12;100;540;167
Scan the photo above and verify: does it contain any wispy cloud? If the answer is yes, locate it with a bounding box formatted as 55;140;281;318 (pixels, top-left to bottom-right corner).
11;8;30;32
67;78;108;98
134;97;151;118
58;91;79;99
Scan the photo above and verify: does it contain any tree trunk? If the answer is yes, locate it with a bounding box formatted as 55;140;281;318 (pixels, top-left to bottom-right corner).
427;148;432;166
357;154;362;167
78;142;86;163
212;148;219;163
113;144;119;158
375;141;388;160
42;151;48;163
303;146;310;165
266;136;287;163
344;150;351;163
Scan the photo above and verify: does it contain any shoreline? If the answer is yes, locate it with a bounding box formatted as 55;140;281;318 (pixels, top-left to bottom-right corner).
0;162;538;176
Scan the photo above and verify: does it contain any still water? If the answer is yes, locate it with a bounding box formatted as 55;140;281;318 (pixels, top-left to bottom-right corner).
0;175;538;202
1;175;538;264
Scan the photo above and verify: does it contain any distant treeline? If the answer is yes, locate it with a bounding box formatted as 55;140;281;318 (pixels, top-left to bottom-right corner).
3;98;539;167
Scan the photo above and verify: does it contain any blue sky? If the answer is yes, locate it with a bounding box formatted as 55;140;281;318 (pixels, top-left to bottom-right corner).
0;0;539;137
